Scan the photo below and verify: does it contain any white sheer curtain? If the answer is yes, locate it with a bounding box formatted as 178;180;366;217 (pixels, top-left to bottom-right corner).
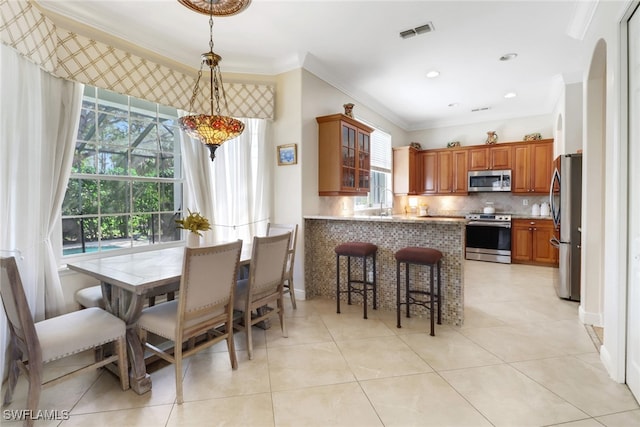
1;44;83;376
179;114;215;244
179;118;270;244
210;118;270;243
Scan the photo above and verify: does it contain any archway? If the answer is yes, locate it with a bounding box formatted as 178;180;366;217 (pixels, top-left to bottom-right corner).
581;39;606;326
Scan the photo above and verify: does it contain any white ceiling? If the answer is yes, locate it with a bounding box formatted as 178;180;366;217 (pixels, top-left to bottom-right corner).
36;0;591;131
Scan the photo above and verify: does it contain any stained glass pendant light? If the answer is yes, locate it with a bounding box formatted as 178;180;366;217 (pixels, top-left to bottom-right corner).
178;0;251;161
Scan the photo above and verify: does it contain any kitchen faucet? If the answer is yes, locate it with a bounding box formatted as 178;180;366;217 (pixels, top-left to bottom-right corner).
379;188;394;216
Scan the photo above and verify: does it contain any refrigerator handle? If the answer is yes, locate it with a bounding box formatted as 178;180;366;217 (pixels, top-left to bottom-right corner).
549;168;561;228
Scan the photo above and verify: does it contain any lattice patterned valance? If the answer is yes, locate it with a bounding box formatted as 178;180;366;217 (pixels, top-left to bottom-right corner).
0;0;275;119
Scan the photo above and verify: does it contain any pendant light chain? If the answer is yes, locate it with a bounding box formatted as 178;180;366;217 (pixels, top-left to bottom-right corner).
188;64;204;113
178;0;247;161
209;13;218;115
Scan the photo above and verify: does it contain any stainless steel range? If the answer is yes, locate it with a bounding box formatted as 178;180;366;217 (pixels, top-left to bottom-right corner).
465;213;512;264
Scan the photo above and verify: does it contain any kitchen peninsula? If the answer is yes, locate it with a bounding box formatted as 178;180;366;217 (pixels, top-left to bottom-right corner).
304;215;466;325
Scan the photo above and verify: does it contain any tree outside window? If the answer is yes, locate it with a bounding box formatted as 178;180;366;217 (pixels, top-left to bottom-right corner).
61;87;183;256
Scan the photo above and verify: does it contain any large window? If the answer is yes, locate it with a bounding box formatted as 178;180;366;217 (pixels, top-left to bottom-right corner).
61;87;183;256
355;122;392;210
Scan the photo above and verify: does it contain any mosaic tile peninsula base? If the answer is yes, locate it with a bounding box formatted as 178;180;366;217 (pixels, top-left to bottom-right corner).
304;216;465;326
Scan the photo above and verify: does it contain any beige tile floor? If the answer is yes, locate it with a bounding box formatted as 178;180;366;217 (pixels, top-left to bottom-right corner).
3;261;640;426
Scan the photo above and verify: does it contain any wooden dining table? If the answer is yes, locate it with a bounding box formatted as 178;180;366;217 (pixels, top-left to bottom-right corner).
67;244;252;394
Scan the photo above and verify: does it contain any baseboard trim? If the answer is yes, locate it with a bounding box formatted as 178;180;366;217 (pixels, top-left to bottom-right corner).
579;304;603;327
294;288;306;300
599;345;625;383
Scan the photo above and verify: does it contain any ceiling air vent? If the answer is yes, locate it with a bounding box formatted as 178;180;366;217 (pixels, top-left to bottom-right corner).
400;29;417;39
471;107;491;112
399;22;435;39
415;23;434;35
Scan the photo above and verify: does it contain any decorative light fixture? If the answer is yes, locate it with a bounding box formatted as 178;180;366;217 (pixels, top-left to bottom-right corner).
178;0;250;17
178;0;250;161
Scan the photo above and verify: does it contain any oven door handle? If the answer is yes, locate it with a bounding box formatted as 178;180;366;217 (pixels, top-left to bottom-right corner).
466;221;511;228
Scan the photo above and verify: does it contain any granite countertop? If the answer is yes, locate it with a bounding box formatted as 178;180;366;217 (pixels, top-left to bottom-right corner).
303;214;467;224
304;214;553;223
510;215;554;220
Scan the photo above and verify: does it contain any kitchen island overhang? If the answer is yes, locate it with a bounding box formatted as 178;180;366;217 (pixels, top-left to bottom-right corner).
304;215;466;326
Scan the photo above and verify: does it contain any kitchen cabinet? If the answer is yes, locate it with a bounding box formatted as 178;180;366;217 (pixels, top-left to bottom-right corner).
417;151;437;194
437;149;468;194
468;145;512;171
316;114;374;196
512;139;554;194
511;218;558;266
392;146;418;195
392;138;553;197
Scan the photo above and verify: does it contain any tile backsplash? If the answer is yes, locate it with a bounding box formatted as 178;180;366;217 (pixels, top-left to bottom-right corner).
319;193;550;217
403;193;550;216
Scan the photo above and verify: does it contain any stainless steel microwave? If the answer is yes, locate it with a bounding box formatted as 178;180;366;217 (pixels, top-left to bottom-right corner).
468;170;511;192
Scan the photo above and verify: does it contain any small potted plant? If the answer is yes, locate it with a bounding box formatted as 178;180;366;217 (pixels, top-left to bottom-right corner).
175;209;211;247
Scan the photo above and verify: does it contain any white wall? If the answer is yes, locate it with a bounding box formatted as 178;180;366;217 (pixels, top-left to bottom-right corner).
552;81;585;157
270;69;305;299
272;69;303;225
564;82;584;154
406;115;554;149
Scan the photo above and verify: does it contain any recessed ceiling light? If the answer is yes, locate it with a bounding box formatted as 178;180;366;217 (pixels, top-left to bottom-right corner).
426;70;440;78
499;53;518;61
448;103;459;107
504;92;517;99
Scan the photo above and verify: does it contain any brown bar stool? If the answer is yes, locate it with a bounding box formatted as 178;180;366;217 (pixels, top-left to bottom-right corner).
395;247;443;336
335;242;378;319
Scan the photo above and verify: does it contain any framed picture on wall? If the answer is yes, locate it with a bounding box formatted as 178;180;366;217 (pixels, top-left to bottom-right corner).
277;144;297;165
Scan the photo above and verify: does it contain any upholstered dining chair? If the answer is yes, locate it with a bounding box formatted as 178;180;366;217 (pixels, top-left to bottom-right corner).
74;285;105;309
234;232;291;360
0;257;129;427
266;223;299;309
75;284;176;309
136;240;243;404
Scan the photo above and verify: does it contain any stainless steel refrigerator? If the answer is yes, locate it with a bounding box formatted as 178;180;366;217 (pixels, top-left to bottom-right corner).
550;153;582;301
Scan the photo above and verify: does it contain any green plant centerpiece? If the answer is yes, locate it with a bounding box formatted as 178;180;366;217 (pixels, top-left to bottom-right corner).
175;209;212;237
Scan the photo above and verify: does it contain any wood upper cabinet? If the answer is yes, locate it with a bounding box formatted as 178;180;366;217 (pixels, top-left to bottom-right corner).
316;114;374;196
512;139;554;194
437;149;468;194
417;151;437;194
392;138;554;197
468;145;512;171
392;146;418;195
511;218;558;266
